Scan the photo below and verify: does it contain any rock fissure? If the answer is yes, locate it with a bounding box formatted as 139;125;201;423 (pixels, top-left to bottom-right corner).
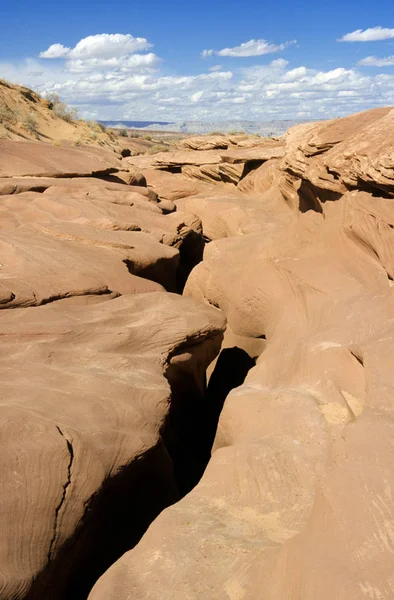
47;426;74;564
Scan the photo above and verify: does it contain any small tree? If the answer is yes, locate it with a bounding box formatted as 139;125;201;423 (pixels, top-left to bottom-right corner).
119;128;128;137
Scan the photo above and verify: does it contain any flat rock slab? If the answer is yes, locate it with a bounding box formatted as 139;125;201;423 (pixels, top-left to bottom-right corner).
0;141;123;178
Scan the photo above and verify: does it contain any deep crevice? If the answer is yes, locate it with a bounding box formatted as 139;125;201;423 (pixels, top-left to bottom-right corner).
25;331;255;600
27;442;178;600
176;230;205;293
163;343;255;497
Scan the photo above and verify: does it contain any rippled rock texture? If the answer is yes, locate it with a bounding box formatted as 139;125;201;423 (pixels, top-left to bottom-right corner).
89;109;394;600
2;107;394;600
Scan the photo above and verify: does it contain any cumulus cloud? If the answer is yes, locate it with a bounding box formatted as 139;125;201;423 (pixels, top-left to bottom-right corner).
339;26;394;42
40;43;71;58
40;33;152;59
270;58;289;68
202;38;296;58
2;32;394;123
358;55;394;66
38;33;159;75
217;38;296;57
66;53;160;73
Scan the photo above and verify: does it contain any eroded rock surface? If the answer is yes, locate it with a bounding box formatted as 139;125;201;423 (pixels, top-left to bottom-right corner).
0;292;225;600
88;108;394;600
2;106;394;600
0;138;226;600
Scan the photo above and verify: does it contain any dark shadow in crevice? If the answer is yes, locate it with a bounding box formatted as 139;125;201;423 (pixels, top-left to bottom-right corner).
164;345;255;497
25;331;246;600
26;442;178;600
160;166;182;174
176;231;205;293
298;179;344;213
123;257;178;293
348;178;394;199
205;347;255;439
349;349;364;368
238;159;265;183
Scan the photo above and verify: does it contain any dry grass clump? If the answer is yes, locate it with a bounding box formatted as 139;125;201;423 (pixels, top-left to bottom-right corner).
46;92;79;122
21;113;39;136
147;144;170;154
0;101;17;126
0;98;39;137
87;120;106;133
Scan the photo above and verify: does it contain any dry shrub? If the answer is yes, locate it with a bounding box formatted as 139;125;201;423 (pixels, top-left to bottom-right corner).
46;92;79;122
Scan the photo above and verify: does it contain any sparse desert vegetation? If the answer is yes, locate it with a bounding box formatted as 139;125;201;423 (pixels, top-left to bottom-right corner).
45;92;79;122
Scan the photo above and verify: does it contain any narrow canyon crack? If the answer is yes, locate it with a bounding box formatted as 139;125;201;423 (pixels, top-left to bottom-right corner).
47;426;74;564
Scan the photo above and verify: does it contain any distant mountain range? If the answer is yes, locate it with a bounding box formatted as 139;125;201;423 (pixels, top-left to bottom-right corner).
100;119;312;136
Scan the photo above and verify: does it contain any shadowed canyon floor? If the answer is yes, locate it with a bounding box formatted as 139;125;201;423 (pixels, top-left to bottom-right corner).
1;106;394;600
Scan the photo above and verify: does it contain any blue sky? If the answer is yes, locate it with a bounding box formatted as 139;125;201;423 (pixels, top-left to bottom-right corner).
1;0;394;121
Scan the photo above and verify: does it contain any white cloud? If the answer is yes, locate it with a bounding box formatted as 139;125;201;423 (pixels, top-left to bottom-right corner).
66;53;160;73
358;55;394;66
40;34;152;60
38;33;158;75
270;58;289;68
190;90;204;102
339;26;394;42
214;38;296;57
209;64;223;72
283;66;308;81
201;49;213;58
39;43;71;59
2;32;394;123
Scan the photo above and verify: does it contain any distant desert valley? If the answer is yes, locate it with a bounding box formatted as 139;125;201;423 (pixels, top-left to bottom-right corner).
1;77;394;600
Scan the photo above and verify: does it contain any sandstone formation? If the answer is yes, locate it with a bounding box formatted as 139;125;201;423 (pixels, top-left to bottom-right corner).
0;292;225;600
1;101;394;600
0;134;225;599
127;135;284;187
88;107;394;600
0;140;123;178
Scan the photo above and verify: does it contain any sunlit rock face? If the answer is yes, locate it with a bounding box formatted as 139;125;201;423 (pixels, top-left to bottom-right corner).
88;108;394;600
1;106;394;600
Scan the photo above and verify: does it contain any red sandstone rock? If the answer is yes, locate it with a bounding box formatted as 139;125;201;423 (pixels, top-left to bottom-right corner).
0;292;225;600
88;109;394;600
